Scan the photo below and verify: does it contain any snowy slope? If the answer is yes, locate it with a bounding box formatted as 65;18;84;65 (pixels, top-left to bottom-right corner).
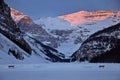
0;0;67;63
0;28;66;64
0;31;66;64
72;23;120;62
11;8;120;58
0;33;48;64
34;13;120;57
35;17;71;30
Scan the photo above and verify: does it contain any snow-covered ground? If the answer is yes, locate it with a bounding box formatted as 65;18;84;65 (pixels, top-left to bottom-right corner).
0;63;120;80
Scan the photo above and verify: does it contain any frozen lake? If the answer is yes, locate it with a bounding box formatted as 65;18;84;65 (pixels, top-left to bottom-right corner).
0;63;120;80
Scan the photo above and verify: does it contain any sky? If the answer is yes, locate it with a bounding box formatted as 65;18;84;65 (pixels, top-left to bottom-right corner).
5;0;120;20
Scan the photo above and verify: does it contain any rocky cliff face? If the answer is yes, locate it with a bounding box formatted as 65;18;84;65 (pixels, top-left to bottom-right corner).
0;0;65;62
0;0;32;55
11;9;59;48
72;23;120;63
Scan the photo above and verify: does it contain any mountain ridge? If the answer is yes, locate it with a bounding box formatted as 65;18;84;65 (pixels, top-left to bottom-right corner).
8;6;120;63
11;7;120;57
0;0;67;63
60;10;120;26
71;23;120;62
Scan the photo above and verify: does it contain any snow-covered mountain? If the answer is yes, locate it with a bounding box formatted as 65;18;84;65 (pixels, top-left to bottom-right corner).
10;1;120;62
0;0;66;64
117;10;120;17
10;5;120;60
71;23;120;63
34;10;120;56
10;8;33;24
60;10;120;26
1;0;120;63
0;0;32;54
11;9;60;49
11;9;81;56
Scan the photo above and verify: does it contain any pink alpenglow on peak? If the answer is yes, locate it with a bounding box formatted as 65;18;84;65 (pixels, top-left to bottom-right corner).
117;10;120;17
59;10;117;26
10;8;33;24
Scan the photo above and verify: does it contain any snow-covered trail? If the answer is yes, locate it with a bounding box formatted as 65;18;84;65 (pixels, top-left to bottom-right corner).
0;63;120;80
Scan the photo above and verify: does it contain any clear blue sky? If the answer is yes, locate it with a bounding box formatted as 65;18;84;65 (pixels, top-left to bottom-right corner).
5;0;120;20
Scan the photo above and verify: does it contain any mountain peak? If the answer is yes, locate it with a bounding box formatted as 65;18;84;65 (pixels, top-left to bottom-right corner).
10;8;33;24
59;10;119;26
117;10;120;17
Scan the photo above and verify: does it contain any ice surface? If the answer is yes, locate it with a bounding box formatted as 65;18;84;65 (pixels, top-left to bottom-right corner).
0;63;120;80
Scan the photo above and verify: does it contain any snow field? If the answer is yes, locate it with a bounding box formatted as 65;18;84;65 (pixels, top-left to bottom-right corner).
0;63;120;80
